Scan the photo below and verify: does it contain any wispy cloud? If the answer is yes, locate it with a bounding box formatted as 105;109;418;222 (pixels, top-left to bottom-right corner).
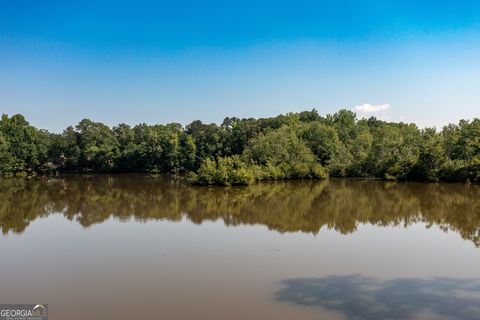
352;103;390;114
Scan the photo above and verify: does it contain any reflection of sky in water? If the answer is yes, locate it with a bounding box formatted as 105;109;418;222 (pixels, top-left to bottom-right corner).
275;275;480;320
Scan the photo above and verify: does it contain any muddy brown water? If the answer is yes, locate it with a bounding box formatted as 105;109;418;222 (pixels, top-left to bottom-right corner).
1;175;480;319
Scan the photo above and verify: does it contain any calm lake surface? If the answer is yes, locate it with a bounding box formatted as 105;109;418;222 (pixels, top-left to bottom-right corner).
1;175;480;320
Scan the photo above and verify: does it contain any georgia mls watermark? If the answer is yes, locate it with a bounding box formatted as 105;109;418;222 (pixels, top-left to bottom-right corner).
0;305;47;320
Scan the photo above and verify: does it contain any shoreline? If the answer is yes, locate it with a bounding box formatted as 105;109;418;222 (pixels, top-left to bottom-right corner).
1;172;475;186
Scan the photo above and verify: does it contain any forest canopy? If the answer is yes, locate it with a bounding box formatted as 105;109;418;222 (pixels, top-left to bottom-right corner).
0;110;479;185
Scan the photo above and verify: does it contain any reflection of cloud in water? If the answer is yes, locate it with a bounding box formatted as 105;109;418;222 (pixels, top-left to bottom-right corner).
275;275;480;320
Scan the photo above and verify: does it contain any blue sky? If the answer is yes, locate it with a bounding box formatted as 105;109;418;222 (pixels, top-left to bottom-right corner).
1;0;479;132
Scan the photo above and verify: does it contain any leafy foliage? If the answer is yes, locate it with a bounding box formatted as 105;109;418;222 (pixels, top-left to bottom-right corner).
1;109;479;184
243;126;327;180
188;155;255;186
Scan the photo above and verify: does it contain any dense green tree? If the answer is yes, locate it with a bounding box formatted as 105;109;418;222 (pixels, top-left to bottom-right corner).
1;110;479;185
365;122;420;180
298;109;321;122
439;120;480;182
189;155;255;186
0;114;49;174
347;123;373;177
112;123;135;171
60;126;81;170
131;124;168;172
442;124;461;159
75;119;119;171
243;126;327;180
186;120;225;167
179;134;196;172
221;117;261;156
0;131;13;173
328;109;357;145
301;122;339;165
457;119;480;182
411;128;446;181
45;133;66;170
257;112;300;131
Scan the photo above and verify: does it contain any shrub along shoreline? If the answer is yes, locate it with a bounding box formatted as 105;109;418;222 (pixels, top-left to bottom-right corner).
1;109;479;185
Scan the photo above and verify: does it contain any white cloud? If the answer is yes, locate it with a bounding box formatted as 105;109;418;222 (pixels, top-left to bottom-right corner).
352;103;390;114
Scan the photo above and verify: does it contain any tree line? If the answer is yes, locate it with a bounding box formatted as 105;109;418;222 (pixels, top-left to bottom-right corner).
0;109;479;184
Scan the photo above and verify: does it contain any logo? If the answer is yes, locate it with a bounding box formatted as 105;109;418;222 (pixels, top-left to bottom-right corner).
0;304;48;320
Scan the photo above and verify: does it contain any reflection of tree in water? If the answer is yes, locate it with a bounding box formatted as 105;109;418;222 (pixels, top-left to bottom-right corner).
275;275;480;320
1;175;480;245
